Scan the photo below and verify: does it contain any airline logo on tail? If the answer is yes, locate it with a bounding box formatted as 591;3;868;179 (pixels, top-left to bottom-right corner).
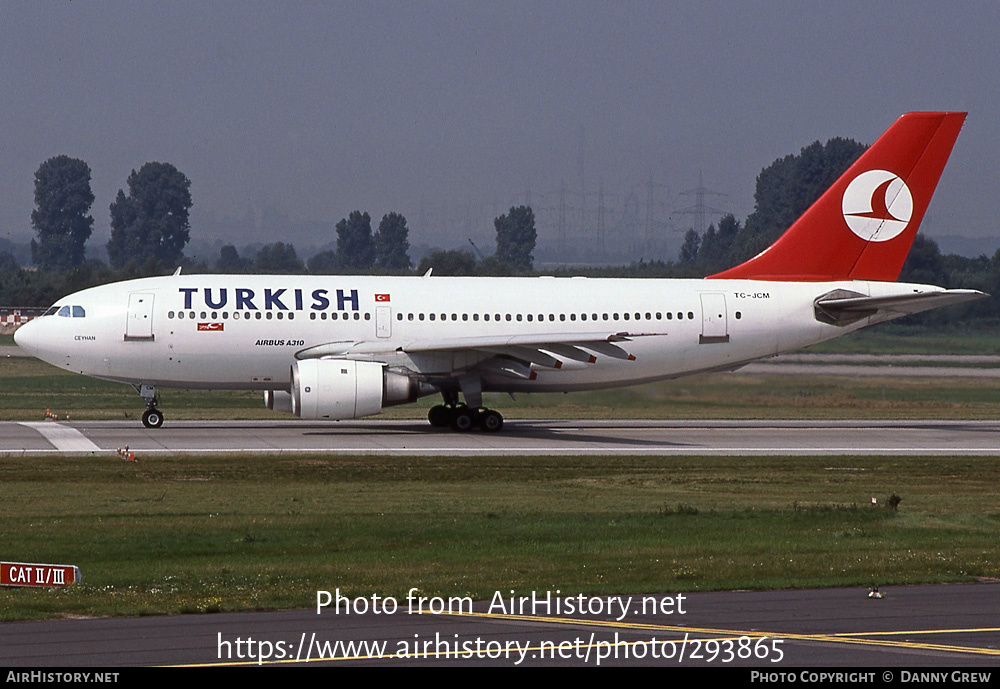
842;169;913;242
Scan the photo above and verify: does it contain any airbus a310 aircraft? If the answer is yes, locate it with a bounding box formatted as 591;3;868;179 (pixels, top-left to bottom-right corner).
15;112;985;432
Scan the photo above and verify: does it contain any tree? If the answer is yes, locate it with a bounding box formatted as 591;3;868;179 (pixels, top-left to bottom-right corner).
30;155;95;271
253;242;305;273
494;205;536;272
0;251;19;274
899;234;946;286
307;250;338;274
335;211;375;271
107;162;192;269
678;228;700;264
731;137;867;265
374;212;411;271
216;245;251;273
415;249;477;276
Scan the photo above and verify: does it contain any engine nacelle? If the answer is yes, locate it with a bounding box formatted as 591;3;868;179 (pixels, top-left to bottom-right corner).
263;390;293;414
291;359;427;420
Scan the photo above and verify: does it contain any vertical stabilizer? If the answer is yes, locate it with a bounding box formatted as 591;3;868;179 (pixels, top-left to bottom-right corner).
709;112;966;282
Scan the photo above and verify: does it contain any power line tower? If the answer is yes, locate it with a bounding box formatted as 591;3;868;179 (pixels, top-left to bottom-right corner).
675;171;727;235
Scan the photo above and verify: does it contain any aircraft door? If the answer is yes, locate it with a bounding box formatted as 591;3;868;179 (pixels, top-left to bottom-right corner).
376;305;392;338
699;292;729;344
125;293;155;341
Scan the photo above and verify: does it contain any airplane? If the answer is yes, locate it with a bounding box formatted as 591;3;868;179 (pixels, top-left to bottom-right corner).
14;112;986;432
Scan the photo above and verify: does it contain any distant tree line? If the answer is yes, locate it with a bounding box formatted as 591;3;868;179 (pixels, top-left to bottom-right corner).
4;142;998;330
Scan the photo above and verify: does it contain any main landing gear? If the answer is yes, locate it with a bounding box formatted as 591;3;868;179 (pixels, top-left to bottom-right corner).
428;381;504;432
134;384;164;429
427;404;504;432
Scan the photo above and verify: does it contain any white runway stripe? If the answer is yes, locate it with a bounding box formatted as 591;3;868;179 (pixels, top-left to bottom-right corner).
19;423;101;452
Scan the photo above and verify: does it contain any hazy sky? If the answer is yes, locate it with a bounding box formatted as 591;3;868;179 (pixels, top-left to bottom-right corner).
3;1;999;259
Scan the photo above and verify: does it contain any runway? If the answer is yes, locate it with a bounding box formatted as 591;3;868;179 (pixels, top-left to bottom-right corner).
5;418;1000;456
2;584;998;666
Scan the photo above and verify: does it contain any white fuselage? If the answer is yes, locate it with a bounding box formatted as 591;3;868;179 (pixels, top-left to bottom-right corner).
14;274;936;396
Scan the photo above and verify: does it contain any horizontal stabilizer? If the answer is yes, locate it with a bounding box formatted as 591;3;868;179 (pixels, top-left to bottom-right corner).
815;288;986;326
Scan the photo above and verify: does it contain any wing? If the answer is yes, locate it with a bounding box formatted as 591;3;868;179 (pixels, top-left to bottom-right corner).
295;330;654;380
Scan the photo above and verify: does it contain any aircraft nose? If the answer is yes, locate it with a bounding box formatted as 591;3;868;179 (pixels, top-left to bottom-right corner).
13;319;37;354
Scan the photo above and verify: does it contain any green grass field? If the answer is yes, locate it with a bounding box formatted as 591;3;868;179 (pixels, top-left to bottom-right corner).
5;354;1000;422
3;327;999;621
1;454;997;620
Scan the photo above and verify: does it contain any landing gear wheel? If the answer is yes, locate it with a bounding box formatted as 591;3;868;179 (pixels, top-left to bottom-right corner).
450;408;475;432
479;409;504;432
142;408;164;429
428;405;452;428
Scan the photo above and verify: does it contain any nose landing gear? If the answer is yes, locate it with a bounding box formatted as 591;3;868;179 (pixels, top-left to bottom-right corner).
133;383;164;428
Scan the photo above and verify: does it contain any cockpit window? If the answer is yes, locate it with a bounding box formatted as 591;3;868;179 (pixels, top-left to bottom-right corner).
43;306;59;316
72;305;85;318
57;306;71;317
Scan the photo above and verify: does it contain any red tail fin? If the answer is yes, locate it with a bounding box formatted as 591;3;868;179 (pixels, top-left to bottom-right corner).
709;112;966;282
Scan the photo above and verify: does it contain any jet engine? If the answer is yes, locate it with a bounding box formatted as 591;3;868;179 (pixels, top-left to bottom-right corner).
289;359;427;420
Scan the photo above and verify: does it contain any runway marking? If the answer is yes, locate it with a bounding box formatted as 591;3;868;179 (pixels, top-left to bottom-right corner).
8;447;1000;457
451;611;1000;658
18;422;101;452
168;614;1000;667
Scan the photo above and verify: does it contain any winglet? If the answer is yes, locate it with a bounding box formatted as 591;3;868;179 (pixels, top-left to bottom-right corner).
709;112;966;282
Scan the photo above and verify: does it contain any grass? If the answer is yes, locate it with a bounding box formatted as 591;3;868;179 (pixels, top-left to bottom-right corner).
0;454;997;620
3;327;999;621
5;355;1000;421
805;325;1000;355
